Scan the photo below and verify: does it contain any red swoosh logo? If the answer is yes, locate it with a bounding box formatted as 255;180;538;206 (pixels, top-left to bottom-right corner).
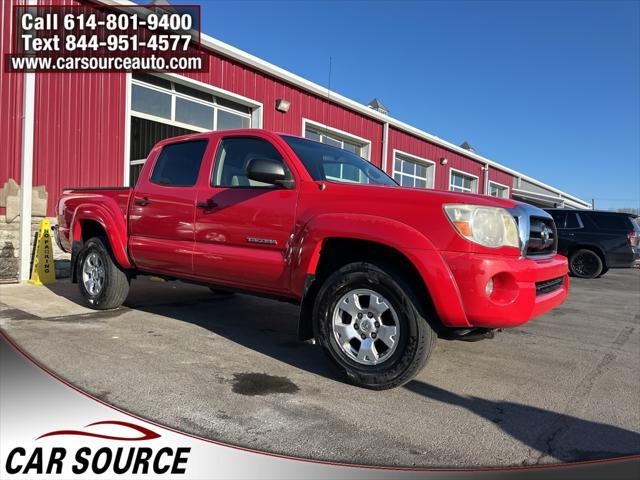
37;420;160;441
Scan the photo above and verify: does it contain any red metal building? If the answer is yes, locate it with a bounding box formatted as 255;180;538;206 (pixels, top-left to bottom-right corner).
0;0;590;280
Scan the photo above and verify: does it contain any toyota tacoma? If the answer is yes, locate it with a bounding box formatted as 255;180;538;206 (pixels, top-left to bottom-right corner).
56;129;569;389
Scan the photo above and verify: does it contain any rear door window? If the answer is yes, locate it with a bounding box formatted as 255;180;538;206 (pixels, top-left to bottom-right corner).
150;140;208;187
565;212;582;229
589;214;631;231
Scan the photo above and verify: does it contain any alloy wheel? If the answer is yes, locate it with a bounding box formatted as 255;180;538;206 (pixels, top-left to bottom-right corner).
331;288;400;366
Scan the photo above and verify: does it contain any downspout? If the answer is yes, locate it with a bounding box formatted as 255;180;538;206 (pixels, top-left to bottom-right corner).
482;163;489;195
381;122;389;173
18;0;37;282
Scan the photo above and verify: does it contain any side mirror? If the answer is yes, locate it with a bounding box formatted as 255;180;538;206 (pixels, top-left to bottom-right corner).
246;158;294;189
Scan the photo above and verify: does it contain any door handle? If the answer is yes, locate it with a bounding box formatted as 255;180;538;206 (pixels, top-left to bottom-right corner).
135;197;151;206
197;199;218;209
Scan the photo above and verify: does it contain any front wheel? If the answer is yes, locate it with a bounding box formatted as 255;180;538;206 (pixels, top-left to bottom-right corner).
312;262;436;390
78;237;130;310
569;249;603;278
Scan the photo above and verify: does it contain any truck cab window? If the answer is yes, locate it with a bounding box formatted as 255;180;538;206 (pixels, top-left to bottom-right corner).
150;140;208;187
212;137;291;188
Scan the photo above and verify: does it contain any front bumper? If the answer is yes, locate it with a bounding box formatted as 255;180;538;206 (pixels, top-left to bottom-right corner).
409;249;569;329
442;252;569;328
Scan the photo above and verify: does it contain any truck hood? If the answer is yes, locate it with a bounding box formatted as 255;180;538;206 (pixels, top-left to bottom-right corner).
323;182;521;210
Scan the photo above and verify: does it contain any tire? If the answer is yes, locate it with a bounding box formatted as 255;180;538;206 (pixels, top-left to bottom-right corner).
598;267;610;277
312;261;436;390
77;236;130;310
569;249;603;279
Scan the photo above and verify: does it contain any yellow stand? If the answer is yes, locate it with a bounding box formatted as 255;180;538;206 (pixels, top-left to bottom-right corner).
28;219;56;285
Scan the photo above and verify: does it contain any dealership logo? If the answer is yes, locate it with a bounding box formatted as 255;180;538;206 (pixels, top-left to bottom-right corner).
4;420;190;476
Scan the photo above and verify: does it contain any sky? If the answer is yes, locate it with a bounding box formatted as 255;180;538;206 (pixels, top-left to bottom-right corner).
170;0;639;210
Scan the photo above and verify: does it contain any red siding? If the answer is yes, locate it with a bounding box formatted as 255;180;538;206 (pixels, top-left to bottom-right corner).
184;57;384;167
29;0;127;215
6;0;519;216
0;0;24;208
488;168;515;197
33;70;126;214
388;127;497;194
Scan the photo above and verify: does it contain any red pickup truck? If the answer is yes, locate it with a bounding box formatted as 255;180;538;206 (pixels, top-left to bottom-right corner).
56;129;569;389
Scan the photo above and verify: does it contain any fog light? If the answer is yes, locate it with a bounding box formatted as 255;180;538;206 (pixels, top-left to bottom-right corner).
486;278;494;297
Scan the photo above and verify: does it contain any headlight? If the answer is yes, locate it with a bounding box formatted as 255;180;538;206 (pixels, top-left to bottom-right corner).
444;204;520;249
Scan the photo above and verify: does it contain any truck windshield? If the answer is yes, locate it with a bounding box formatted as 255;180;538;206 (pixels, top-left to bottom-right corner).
281;135;397;186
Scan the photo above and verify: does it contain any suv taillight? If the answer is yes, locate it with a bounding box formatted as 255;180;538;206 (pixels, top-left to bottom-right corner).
629;231;639;247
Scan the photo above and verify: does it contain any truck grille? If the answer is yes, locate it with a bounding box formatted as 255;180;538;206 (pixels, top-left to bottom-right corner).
526;216;557;257
535;276;564;296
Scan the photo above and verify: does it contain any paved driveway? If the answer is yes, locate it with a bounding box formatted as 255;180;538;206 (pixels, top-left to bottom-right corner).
1;270;639;467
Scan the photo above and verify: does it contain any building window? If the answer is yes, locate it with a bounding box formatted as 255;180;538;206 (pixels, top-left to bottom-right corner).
131;84;171;119
449;169;478;193
392;151;435;188
488;181;509;199
128;73;254;186
302;119;371;161
131;73;252;134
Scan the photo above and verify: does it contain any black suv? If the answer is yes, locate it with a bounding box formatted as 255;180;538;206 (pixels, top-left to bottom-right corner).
544;209;639;278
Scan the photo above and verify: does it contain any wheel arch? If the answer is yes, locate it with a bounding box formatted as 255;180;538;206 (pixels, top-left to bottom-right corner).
70;204;132;282
568;243;606;268
297;237;440;340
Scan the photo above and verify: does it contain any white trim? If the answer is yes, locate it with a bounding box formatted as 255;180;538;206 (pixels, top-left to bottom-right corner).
392;149;436;189
301;118;372;161
131;72;263;112
381;122;389;172
488;180;510;199
130;77;254;124
161;72;263;118
512;187;585;209
123;72;132;186
448;167;479;194
19;70;36;282
512;187;568;201
19;0;37;282
482;164;489;195
97;0;590;208
512;190;563;207
130;111;211;133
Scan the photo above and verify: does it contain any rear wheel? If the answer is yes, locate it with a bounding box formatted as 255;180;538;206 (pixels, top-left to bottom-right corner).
569;249;603;279
78;237;130;309
312;262;436;390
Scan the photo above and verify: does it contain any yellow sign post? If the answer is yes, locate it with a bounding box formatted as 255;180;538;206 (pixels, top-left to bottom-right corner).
28;219;56;285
